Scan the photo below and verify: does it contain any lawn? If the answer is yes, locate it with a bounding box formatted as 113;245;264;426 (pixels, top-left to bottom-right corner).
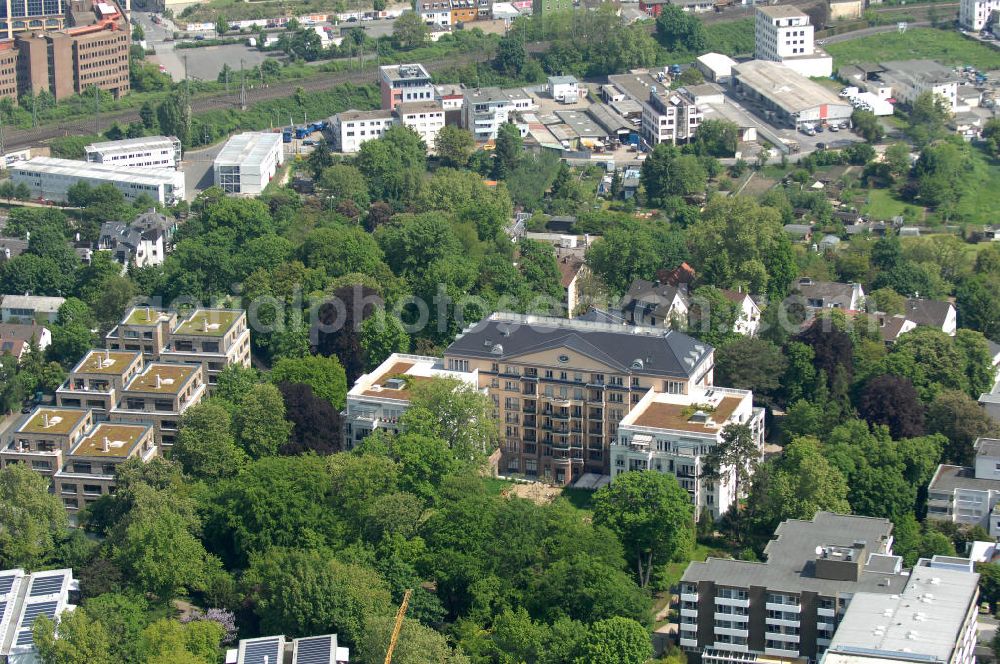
955;147;1000;224
560;487;596;512
661;541;730;590
825;28;1000;70
482;477;515;496
862;187;914;220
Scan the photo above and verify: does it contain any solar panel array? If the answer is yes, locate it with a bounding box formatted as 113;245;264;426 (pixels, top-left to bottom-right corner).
294;635;333;664
243;637;283;664
29;574;64;597
0;574;15;596
15;601;58;646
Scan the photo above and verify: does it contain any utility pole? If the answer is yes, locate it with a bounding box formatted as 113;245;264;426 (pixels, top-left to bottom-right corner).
239;58;247;110
93;85;100;136
30;87;36;129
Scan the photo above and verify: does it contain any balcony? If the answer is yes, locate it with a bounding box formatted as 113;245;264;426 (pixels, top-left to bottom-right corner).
715;596;750;609
766;602;801;613
680;608;698;618
714;627;749;638
679;638;698;649
765;647;800;658
765;617;800;628
765;632;800;644
715;612;748;623
680;593;697;603
817;607;836;618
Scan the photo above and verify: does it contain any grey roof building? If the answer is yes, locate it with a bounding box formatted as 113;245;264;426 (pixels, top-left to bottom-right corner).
927;438;1000;536
0;237;27;261
620;279;690;328
680;512;905;661
793;278;865;311
904;297;956;335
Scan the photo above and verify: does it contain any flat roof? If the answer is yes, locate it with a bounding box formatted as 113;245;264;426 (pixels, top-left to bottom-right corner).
124;363;198;394
71;349;141;376
881;59;960;86
465;86;532;104
734;60;847;114
12;157;180;186
69;422;150;458
86;135;177;154
214;133;282;168
554;110;605;138
756;4;809;19
586;104;632;134
350;353;479;402
548;75;578;85
629;394;743;434
827;564;978;663
336;109;393;122
121;306;174;327
702;101;758;128
18;407;89;435
380;63;431;82
697;52;738;71
172;308;242;337
396;100;444;115
682;512;904;596
978;438;1000;458
929;463;1000;493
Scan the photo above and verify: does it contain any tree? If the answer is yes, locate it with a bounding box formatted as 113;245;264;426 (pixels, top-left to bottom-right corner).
908;91;951;146
926;390;997;465
493;123;523;180
401;377;500;460
857;374;925;439
703;424;759;534
912;141;969;213
244;547;392;644
573;617;652;664
270;355;348;409
715;337;788;403
690;119;738;158
356;126;426;205
138;618;225;664
358;615;469;664
156;96;189;146
434;126;475;168
687;285;739;347
393;11;429;49
33;609;114;664
851;109;884;143
640;144;707;205
655;5;706;51
173;399;248;480
984;118;1000;156
277;382;342;455
0;463;68;569
593;471;693;587
585;221;688;295
139;101;156;129
319;163;370;209
232;383;293;458
359;311;409;371
688;196;797;297
81;593;149;663
494;33;525;77
957;275;1000;341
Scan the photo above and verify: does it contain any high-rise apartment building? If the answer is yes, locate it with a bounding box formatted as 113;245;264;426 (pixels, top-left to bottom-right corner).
679;512;906;662
443;313;715;486
754;5;832;78
960;0;999;30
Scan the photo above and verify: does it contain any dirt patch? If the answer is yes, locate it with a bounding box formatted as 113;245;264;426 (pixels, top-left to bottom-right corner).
504;482;564;505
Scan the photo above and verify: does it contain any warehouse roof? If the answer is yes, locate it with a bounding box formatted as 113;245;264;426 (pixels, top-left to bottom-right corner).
734;60;845;114
12;157;180;186
86;135;178;155
214;132;282;168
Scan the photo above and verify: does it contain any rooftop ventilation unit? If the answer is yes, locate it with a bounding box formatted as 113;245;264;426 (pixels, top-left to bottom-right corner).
385;378;406;390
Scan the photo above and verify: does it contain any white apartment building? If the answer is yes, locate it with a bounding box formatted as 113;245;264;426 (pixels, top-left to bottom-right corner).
822;559;979;664
330;110;395;153
418;1;452;25
960;0;999;30
462;87;535;142
85;135;182;170
380;63;435;111
612;386;764;520
396;101;446;151
754;5;833;78
0;568;78;663
343;353;481;448
548;75;580;103
11;157;185;205
642;87;704;147
927;437;1000;536
213;132;285;196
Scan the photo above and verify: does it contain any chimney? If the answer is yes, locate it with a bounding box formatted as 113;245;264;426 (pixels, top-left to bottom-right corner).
145;306;151;320
105;348;110;363
43;413;49;427
155;374;161;389
102;437;109;452
202;316;208;332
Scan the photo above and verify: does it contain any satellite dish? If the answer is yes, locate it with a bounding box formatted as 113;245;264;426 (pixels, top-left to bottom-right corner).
815;546;824;556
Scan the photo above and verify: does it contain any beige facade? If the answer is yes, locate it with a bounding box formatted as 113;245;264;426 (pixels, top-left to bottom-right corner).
0;407;93;478
828;0;863;19
56;348;144;416
444;313;714;486
159;309;251;386
54;422;156;512
109;362;206;447
105;306;177;359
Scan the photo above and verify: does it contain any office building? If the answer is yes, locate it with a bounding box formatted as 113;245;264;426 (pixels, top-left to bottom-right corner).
158;308;251;386
225;633;349;664
877;60;961;112
927;437;1000;537
0;294;64;323
679;512;906;661
395;100;446;150
822;558;979;664
14;0;130;102
612;386;763;519
85;136;182;170
55;348;144;416
109;362;207;447
548;75;579;103
0;406;94;479
329;109;395;153
54;422;156;512
960;0;999;30
0;0;66;40
97;209;176;267
343;353;481;447
379;63;434;111
462;87;534;142
0;568;78;663
443;312;715;485
11;157;185;205
213;132;285;196
608;72;704;148
754;5;832;78
733;61;853;129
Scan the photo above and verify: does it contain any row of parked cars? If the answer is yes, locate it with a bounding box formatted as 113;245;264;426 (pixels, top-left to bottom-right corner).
799;121;850;136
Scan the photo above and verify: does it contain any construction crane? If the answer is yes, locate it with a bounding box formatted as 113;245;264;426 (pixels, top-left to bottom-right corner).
383;588;412;664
